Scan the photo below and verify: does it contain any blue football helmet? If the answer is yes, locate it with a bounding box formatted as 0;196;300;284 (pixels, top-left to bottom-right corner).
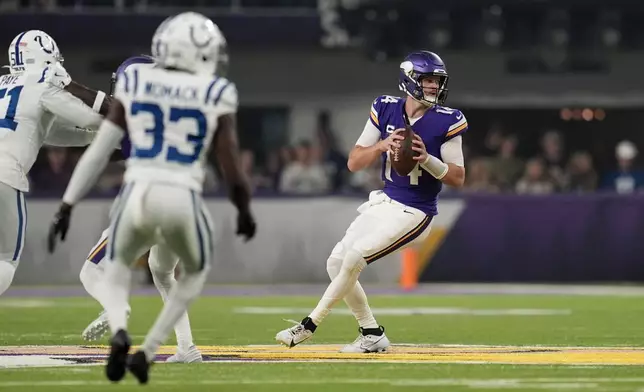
398;51;449;106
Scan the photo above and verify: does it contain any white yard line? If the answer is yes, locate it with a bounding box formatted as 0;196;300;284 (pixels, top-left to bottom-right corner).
234;307;572;316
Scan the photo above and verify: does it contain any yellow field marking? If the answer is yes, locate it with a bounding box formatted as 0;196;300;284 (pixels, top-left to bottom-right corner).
3;344;644;365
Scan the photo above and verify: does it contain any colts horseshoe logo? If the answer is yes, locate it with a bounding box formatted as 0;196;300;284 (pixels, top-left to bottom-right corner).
34;35;54;54
189;25;213;48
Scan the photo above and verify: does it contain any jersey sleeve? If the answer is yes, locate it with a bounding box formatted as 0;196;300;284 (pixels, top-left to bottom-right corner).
444;109;468;141
40;86;103;130
368;96;384;130
113;67;135;103
216;82;238;116
203;77;238;116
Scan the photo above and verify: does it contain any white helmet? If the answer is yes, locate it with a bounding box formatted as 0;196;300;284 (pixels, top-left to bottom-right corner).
151;12;227;76
7;30;63;74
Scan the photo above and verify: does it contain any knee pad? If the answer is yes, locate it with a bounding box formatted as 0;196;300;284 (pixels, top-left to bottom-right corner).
0;260;16;296
341;249;367;275
326;256;343;280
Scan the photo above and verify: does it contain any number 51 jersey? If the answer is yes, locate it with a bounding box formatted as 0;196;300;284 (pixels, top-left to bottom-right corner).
369;95;468;216
114;66;237;192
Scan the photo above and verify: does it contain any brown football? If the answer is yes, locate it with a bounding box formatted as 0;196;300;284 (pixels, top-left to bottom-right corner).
391;126;418;176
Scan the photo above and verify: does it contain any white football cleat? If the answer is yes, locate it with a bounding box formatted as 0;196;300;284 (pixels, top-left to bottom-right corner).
166;345;203;363
275;318;314;348
81;311;109;342
81;308;130;342
340;326;390;353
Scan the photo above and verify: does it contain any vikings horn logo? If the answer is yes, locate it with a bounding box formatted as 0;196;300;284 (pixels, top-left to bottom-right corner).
400;60;414;77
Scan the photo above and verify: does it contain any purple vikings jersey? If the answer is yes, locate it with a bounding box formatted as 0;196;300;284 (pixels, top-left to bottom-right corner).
369;95;468;216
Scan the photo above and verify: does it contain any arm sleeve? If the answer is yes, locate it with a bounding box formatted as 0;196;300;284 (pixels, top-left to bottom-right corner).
62;120;124;205
44;118;97;147
440;135;465;167
41;86;103;130
355;120;381;147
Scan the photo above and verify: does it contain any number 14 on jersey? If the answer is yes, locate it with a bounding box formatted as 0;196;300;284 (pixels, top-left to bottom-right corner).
384;151;423;185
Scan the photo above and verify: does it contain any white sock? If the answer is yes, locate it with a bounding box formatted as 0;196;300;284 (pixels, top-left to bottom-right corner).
150;267;195;351
99;260;132;335
141;269;207;362
327;256;379;329
309;249;366;326
0;261;16;296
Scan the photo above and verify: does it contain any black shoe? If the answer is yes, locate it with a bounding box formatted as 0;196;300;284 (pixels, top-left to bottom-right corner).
105;329;131;382
127;350;150;385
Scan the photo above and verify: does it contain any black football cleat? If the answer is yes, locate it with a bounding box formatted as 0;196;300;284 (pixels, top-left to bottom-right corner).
127;350;151;385
106;329;131;382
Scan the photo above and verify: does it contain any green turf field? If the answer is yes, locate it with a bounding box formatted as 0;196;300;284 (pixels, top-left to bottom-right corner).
1;292;644;391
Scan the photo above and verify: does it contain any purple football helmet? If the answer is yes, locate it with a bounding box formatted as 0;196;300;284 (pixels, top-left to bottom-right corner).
398;51;449;106
109;55;156;96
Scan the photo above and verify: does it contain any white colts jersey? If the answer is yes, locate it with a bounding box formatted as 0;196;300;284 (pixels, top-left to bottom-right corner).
115;67;238;192
0;70;101;192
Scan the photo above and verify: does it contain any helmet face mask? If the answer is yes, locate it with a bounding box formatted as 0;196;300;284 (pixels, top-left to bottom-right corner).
399;51;449;106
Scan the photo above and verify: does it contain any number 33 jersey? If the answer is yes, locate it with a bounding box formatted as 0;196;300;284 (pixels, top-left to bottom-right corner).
369;95;468;216
115;66;237;192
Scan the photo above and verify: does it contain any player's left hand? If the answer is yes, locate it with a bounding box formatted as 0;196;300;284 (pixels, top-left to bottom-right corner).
45;62;72;89
411;134;428;163
47;203;73;253
236;210;257;242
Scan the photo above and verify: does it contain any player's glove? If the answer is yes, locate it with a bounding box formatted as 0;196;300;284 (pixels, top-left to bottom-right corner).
45;62;72;89
48;203;73;253
236;210;256;242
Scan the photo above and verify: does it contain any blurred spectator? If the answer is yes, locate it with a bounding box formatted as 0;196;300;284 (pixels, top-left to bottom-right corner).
349;159;383;193
239;149;274;192
481;123;504;157
515;158;556;194
464;158;498;193
488;135;524;191
316;111;348;192
600;140;644;194
566;151;598;193
256;149;283;191
95;162;125;194
539;130;568;190
30;147;73;195
279;140;330;194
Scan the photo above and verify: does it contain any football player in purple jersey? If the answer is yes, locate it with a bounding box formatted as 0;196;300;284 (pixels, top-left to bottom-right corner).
276;51;467;353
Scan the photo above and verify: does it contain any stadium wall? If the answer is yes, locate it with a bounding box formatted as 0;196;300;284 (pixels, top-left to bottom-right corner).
13;195;644;285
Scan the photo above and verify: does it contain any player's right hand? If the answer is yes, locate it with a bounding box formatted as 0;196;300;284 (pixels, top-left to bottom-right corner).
236;210;256;242
376;129;404;153
48;203;73;253
45;62;72;89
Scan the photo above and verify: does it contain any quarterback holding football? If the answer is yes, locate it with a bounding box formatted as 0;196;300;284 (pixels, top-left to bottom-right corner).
275;50;468;353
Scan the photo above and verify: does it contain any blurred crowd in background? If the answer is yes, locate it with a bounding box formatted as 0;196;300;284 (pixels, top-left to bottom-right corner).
28;118;644;197
9;0;644;197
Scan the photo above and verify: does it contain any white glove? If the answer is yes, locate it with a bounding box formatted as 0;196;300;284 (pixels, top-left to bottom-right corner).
45;62;72;89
